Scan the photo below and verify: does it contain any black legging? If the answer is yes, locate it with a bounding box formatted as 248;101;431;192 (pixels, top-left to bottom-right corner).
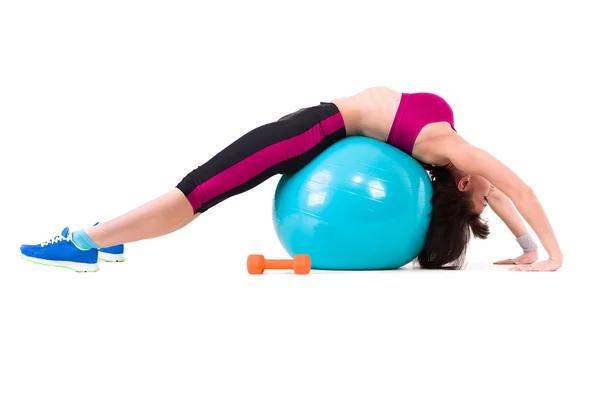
176;102;347;214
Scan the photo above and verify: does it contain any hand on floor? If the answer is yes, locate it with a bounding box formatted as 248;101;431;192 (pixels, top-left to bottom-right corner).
508;258;562;272
493;250;539;266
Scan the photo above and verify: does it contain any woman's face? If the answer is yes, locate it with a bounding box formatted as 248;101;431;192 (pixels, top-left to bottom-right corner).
458;174;494;214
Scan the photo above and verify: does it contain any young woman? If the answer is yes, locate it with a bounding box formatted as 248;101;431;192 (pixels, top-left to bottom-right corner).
19;87;563;272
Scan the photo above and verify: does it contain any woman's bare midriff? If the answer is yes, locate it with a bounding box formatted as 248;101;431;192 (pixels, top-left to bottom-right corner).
331;86;459;165
331;86;401;140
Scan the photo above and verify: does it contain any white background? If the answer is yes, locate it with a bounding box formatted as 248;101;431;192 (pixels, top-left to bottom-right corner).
1;0;599;399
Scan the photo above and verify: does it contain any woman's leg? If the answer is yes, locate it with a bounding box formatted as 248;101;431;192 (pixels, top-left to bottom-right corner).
82;102;347;250
86;188;198;248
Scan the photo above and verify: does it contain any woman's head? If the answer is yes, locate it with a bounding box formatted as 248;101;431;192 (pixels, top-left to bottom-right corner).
456;172;494;214
417;164;492;269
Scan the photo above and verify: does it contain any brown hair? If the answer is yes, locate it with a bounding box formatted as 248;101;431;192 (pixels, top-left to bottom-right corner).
416;165;490;269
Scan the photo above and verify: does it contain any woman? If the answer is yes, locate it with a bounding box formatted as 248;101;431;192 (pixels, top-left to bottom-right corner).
19;87;563;272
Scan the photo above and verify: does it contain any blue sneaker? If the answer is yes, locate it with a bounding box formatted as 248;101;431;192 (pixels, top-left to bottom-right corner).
99;244;126;263
20;227;99;272
93;222;126;263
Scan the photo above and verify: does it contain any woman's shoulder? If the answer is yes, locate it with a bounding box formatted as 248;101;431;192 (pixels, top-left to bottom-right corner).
412;124;466;166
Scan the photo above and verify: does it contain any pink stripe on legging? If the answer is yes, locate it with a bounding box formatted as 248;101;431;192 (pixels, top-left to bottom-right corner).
186;113;345;211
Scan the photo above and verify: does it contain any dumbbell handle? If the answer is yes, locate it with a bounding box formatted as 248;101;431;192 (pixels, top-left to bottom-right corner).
261;259;296;269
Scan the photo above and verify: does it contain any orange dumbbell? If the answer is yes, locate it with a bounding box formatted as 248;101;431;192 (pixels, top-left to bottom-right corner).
247;254;311;275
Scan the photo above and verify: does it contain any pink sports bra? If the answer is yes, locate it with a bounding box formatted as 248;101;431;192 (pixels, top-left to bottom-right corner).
386;92;455;155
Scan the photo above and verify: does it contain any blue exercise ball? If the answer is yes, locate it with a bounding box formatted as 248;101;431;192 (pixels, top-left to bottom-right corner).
272;136;434;271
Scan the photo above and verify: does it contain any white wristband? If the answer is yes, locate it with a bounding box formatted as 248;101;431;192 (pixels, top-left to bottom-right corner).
516;233;538;252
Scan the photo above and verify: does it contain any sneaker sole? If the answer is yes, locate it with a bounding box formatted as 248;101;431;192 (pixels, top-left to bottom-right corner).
20;253;99;273
99;252;126;262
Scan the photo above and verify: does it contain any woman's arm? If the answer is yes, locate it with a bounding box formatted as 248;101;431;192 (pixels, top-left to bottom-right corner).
488;187;528;237
487;187;540;265
446;140;563;270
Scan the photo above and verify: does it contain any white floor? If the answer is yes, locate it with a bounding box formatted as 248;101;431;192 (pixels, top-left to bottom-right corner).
2;242;598;400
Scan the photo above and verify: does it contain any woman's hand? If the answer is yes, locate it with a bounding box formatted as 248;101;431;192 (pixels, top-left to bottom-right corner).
508;257;562;272
494;250;539;266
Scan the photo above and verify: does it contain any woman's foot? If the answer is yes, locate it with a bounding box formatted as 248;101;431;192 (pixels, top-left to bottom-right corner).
20;227;99;272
